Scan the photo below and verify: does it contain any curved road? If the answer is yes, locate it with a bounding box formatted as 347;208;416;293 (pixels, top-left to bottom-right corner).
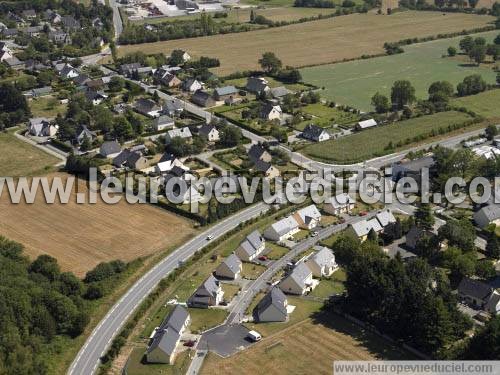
68;202;269;375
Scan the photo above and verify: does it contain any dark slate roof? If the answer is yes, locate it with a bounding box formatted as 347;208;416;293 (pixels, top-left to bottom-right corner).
476;204;500;222
302;124;326;139
458;277;492;301
134;98;159;113
61;15;80;29
255;287;287;317
146;327;180;357
191;90;213;105
270;86;293;98
199;123;217;137
159;152;176;163
154;115;174;127
239;230;264;258
405;225;434;250
248;144;267;164
160;305;190;333
254;159;272;173
100;141;121;156
215;86;238;96
73;74;89;86
220;254;242;274
112;149;131;167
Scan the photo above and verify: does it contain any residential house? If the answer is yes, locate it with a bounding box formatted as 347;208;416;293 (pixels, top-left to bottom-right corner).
45;10;62;24
199;124;219;142
301;124;330;142
405;225;435;251
120;62;142;76
133;98;162;118
292;204;322;230
187;275;224;308
162;99;184;117
75;125;96;145
458;277;493;309
0;42;13;61
279;262;316;295
49;30;71;45
92;17;104;28
57;64;79;79
485;291;500;315
85;79;106;91
214;254;242;279
4;55;24;70
391;156;435;186
23;26;43;37
182;78;202;93
1;28;18;39
146;305;190;364
248;144;272;164
125;151;148;170
270;86;293;100
260;103;282;121
246;77;270;95
376;209;396;228
85;90;108;105
61;15;81;30
28;117;58;137
305;247;338;277
158;72;182;88
29;86;53;98
235;230;265;261
323;193;355;215
474;204;500;228
73;74;90;86
253;160;280;179
24;60;49;72
355;118;377;131
191;90;215;107
347;218;383;242
100;141;122;158
22;9;37;20
254;287;288;322
153;115;175;131
213;86;238;101
155;153;188;174
264;216;300;242
165;127;192;144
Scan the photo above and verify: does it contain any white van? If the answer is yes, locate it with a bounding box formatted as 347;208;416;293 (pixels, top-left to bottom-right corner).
247;330;262;342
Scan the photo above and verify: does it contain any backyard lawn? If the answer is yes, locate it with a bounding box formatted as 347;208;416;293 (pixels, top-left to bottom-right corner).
451;89;500;119
125;347;191;375
310;269;346;299
301;111;474;164
0;128;60;176
222;283;241;302
242;262;267;280
265;243;289;260
300;31;499;110
295;103;360;131
29;96;67;118
188;308;228;334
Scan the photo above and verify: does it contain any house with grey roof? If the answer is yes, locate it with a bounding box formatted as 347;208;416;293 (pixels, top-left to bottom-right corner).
301;124;330;143
270;86;293;100
248;144;272;164
305;247;338;277
215;253;242;279
187;275;224;308
292;204;321;230
264;216;300;242
182;78;202;93
405;225;436;251
29;86;53;98
355;118;377;131
133;98;161;118
236;230;265;261
254;287;288;322
58;63;79;79
165;127;192;144
254;160;280;179
162;99;184;117
375;209;396;228
28;117;58;137
113;149;148;170
22;9;36;20
279;262;316;295
61;15;81;30
199;123;219;142
49;30;71;45
347;218;383;242
486;291;500;316
153;115;175;131
120;62;142;76
213;86;238;101
324;193;355;215
100;141;121;158
458;277;493;309
191;90;215;108
474;204;500;228
245;77;270;95
260;103;282;121
75;125;96;145
146;305;190;364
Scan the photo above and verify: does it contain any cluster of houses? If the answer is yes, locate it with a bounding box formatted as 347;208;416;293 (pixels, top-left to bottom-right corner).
467;137;500;160
263;204;322;242
347;209;397;242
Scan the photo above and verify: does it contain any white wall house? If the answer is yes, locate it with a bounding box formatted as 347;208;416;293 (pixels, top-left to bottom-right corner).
323;193;355;215
279;262;315;295
264;216;300;242
305;247;338;277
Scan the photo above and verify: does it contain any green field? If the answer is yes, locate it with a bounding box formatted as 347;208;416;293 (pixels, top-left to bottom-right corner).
451;89;500;119
301;31;499;111
295;103;360;130
0;128;60;176
301;111;473;163
29;96;67;118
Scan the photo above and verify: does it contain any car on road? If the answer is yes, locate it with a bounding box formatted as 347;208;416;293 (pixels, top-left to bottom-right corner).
311;231;318;237
206;234;214;241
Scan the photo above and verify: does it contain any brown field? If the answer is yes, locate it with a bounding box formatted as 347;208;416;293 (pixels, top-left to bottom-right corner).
115;11;495;75
0;173;197;277
202;312;414;374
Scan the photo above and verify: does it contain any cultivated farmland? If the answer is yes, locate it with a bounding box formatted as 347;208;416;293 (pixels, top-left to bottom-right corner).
114;11;495;75
452;89;500;119
301;111;473;163
0;128;60;177
0;173;197;277
201;311;414;374
301;31;499;110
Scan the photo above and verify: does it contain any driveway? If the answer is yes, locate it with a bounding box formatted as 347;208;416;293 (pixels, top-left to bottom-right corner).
199;324;253;357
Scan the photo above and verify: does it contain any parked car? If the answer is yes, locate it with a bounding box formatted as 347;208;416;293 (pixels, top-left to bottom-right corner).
247;330;262;342
311;231;318;237
258;255;268;261
359;211;368;216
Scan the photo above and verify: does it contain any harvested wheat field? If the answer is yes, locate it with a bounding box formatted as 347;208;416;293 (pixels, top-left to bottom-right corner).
0;173;197;277
115;11;495;75
201;313;414;375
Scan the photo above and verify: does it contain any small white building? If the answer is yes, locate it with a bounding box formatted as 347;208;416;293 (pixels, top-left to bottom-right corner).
292;204;322;230
235;230;265;261
323;193;355;215
165;127;192;144
279;262;316;295
199;124;219;142
305;247;338;277
264;216;300;242
356;118;377;131
215;253;242;279
153;115;175;131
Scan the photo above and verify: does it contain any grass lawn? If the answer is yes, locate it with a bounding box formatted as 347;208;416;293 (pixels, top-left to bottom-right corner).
320;215;339;227
293;229;310;241
242;262;267;279
202;310;415;374
451;89;500;119
301;111;473;164
0;128;59;176
310;269;347;299
265;243;289;260
301;30;499;110
115;12;495;75
320;233;341;248
246;291;266;315
126;347;191;375
29;96;67;118
188;308;228;334
222;283;241;302
295;103;360;131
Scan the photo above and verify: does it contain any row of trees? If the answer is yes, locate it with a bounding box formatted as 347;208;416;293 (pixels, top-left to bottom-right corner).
0;83;31;130
448;34;500;65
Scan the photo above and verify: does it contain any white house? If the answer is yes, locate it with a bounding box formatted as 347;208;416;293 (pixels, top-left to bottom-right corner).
264;216;300;242
260;103;282;121
235;230;265;261
347;218;383;242
356;118;377;131
188;275;224;308
301;124;330;142
183;78;202;93
279;262;316;295
199;124;219;142
28;117;58;137
165;127;192;144
323;193;355;215
292;204;321;230
305;247;338;277
215;254;242;279
153;115;175;131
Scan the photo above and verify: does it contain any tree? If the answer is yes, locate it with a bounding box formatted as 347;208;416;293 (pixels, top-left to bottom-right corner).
371;92;390;113
108;76;124;92
220;125;242;147
414;203;435;230
468;43;486;65
497;72;500;86
112;116;134;141
438;219;476;252
80;134;92;151
486;233;500;259
390;80;416;109
367;228;378;242
457;74;487;96
428;80;454;103
259;52;282;75
447;46;457;56
250;9;255;22
169;49;186;66
463;316;500;359
459;36;475;54
475;260;496;279
485;124;499;140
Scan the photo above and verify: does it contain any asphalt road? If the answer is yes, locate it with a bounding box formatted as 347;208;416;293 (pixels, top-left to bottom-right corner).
68;202;269;375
